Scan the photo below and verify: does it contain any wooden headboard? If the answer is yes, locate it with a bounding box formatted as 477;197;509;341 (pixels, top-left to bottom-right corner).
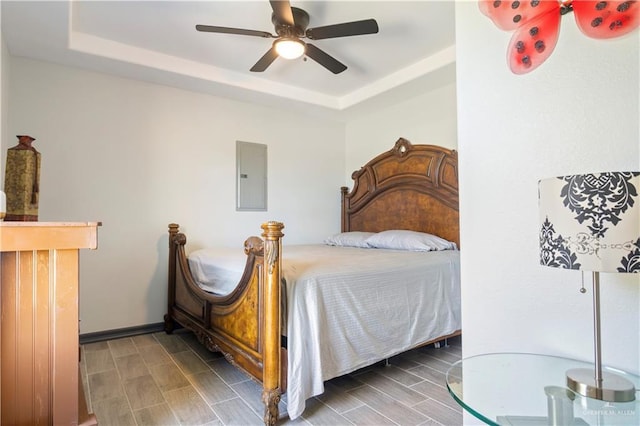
341;138;459;247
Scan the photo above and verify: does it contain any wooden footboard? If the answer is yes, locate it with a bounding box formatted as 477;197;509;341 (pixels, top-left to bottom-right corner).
164;221;285;425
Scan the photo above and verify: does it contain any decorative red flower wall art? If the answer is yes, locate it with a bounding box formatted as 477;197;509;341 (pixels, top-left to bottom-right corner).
479;0;639;74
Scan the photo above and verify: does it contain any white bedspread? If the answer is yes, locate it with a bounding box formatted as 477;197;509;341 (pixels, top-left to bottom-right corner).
188;245;461;420
188;248;247;296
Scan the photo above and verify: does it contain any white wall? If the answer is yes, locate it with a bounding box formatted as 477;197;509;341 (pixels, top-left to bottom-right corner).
1;12;8;185
456;1;639;378
8;57;346;333
345;80;458;180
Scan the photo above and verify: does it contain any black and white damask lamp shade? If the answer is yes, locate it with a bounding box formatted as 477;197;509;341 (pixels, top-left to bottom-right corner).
539;171;640;402
540;172;640;273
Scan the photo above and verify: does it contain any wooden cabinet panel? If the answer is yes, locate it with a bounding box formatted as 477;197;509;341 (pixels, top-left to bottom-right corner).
1;222;99;425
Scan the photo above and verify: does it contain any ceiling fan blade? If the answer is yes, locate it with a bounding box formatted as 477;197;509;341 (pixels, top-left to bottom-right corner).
305;43;347;74
269;0;295;26
196;24;273;38
306;19;379;40
250;47;279;72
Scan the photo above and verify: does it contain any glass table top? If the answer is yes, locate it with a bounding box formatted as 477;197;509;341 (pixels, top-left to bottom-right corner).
445;353;639;426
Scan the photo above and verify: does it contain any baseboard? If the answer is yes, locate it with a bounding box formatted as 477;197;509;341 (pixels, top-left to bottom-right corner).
79;322;167;345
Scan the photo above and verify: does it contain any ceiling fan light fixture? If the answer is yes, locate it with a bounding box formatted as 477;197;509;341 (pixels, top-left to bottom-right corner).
274;38;305;59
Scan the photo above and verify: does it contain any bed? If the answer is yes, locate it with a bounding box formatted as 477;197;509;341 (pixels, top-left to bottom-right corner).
164;138;461;425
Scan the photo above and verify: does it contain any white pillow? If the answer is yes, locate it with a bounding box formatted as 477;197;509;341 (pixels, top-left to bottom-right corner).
365;230;457;251
324;231;375;248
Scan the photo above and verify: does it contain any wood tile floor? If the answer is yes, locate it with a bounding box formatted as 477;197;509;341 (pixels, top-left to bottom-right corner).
81;331;463;426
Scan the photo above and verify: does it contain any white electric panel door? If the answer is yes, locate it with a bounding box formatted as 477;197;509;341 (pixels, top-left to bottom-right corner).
236;141;267;211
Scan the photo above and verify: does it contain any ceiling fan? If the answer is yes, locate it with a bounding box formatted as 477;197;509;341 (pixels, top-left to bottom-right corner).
196;0;379;74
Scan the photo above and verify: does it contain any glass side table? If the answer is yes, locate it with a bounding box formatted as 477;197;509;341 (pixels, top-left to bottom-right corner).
446;353;639;425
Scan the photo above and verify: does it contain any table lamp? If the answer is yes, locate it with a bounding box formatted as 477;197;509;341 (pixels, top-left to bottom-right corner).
539;171;639;403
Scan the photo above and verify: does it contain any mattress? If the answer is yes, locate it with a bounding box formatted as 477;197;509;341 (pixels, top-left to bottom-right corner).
188;244;461;420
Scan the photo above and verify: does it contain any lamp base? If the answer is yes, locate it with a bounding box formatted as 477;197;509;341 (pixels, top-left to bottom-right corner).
566;368;636;402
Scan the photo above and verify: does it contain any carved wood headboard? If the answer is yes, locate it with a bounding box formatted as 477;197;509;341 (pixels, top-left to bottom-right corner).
341;138;459;247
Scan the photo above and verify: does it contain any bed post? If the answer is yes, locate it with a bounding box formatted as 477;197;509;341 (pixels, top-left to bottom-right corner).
164;223;179;333
261;221;285;425
340;186;349;232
